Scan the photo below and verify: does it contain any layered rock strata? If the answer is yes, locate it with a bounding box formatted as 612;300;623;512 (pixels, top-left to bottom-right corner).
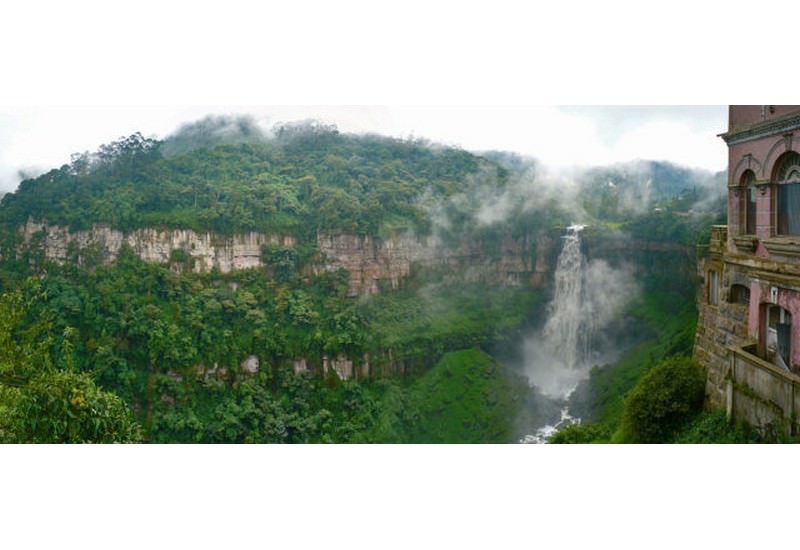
20;219;548;296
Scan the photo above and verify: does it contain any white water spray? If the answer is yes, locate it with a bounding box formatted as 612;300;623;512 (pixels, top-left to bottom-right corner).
520;406;579;445
542;224;594;372
524;224;596;398
521;224;638;443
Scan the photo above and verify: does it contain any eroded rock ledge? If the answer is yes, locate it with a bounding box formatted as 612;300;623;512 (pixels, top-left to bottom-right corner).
19;219;550;295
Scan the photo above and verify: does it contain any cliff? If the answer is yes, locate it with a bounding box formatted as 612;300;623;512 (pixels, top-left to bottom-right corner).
317;232;553;295
20;219;295;273
19;219;554;296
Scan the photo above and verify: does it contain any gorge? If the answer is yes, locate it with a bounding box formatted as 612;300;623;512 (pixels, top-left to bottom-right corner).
0;120;723;443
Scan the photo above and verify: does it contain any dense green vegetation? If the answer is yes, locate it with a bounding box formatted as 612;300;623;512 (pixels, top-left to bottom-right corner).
617;356;706;443
0;284;142;443
406;349;529;443
548;422;610;444
359;276;542;368
0;124;559;443
579;161;725;226
553;357;761;444
0;124;502;239
0;236;542;442
674;411;760;444
0;120;744;443
173;348;529;444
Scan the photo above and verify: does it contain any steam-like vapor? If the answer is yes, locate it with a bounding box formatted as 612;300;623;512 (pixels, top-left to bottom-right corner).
160;115;349;158
161;115;272;156
160;115;725;231
523;226;639;398
0;167;45;195
415;153;725;243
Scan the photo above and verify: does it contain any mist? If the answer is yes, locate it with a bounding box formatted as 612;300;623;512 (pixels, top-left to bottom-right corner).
523;252;639;398
161;115;272;156
414;152;726;244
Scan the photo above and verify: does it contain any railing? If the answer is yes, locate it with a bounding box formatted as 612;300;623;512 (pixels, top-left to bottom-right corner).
709;225;728;256
728;344;800;435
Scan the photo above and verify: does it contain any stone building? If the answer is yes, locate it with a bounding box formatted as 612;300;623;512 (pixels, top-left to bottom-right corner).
694;105;800;434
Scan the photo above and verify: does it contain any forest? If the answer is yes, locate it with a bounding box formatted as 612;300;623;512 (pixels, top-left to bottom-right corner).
0;118;758;443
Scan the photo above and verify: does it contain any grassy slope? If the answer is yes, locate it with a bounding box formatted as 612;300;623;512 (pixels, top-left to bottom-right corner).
360;279;542;366
407;349;529;443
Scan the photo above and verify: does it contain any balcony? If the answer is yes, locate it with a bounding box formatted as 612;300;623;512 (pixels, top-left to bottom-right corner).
709;225;728;256
727;344;800;435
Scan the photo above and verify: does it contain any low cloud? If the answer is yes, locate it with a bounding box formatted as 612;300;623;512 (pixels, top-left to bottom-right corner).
524;251;639;398
161;114;272;155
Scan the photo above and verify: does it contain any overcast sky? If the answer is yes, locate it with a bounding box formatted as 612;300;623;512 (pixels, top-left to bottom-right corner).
0;105;728;193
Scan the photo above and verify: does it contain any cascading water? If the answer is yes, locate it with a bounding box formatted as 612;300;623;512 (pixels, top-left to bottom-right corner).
519;224;638;443
540;224;594;373
521;224;593;443
523;224;597;399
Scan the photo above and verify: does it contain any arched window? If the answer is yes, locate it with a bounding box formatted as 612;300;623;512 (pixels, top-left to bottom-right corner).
730;284;751;305
741;170;757;235
775;152;800;235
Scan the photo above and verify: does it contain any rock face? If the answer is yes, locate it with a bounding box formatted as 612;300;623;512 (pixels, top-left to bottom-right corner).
323;354;354;380
316;232;546;296
292;358;308;375
20;219;551;296
20;219;294;274
240;355;260;374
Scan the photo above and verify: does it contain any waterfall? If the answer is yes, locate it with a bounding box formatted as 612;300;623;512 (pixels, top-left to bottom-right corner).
523;224;596;399
520;224;638;443
541;224;594;372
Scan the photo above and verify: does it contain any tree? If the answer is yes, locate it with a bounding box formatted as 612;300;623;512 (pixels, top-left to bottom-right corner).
619;356;706;443
2;370;143;443
0;283;142;443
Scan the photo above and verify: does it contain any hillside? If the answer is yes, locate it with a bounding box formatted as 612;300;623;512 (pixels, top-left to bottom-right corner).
0;122;503;238
0;118;728;443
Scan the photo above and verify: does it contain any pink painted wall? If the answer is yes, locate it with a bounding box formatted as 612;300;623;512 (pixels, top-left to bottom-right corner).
729;106;765;133
725;106;800;249
750;282;800;369
727;136;796;184
779;289;800;369
727;188;742;240
729;106;800;134
755;184;774;244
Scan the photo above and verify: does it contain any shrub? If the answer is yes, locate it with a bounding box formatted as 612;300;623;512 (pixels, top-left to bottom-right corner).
2;371;143;443
169;248;189;263
549;422;610;444
619;356;706;443
674;410;760;444
261;244;299;282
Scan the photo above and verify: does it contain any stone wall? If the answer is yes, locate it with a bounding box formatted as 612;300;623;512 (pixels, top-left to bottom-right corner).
727;345;800;435
693;226;756;408
694;224;800;434
694;281;751;408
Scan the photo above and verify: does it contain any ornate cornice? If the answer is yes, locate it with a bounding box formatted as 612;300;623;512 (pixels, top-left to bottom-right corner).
720;113;800;145
733;234;758;254
762;237;800;258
